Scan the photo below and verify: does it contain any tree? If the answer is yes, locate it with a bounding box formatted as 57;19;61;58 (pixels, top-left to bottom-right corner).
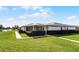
0;25;3;29
12;25;19;30
0;25;3;31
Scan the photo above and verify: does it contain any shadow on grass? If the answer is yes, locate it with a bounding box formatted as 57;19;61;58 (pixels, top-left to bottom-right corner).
31;35;48;39
52;33;79;37
24;33;79;39
31;32;79;39
19;30;79;39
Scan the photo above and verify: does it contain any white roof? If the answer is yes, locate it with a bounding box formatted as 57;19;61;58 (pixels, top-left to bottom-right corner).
21;22;76;27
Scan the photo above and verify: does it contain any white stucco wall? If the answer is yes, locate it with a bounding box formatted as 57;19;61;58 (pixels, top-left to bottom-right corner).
47;26;61;31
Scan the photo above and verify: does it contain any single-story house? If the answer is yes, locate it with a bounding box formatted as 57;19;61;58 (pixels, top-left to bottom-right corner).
19;22;77;36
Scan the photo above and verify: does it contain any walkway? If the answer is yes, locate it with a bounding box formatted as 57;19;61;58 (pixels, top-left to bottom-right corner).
15;31;22;39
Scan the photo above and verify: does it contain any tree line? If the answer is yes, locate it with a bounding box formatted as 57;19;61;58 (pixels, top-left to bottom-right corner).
0;25;19;31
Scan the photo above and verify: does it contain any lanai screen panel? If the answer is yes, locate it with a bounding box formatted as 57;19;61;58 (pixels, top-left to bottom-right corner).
67;27;76;30
26;26;33;31
62;27;68;30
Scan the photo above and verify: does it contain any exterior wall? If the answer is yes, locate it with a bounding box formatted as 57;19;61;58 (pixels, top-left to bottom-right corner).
47;26;61;31
33;26;44;31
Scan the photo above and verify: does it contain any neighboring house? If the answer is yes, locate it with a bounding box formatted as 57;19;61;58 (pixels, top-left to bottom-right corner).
2;29;12;32
19;22;77;36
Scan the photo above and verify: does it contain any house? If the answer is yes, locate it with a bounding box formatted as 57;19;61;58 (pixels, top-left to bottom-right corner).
19;23;45;36
46;22;76;34
19;22;77;36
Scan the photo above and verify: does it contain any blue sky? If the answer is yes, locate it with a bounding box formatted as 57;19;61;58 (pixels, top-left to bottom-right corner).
0;6;79;27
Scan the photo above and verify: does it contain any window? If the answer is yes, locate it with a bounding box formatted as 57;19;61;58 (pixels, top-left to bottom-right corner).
26;27;32;31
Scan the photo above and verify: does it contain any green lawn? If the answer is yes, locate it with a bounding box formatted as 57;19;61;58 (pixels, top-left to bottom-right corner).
20;33;28;37
0;31;79;52
61;33;79;41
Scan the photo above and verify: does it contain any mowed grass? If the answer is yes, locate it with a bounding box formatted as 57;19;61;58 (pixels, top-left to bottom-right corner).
20;33;28;37
0;31;79;52
61;33;79;41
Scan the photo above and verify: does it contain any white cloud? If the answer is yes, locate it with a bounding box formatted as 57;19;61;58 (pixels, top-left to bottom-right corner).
12;8;16;11
39;8;49;14
21;6;43;11
31;10;49;17
0;6;7;10
39;9;46;12
31;13;40;17
41;10;49;14
21;6;31;10
65;16;78;20
31;6;42;10
21;6;52;15
40;8;53;15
